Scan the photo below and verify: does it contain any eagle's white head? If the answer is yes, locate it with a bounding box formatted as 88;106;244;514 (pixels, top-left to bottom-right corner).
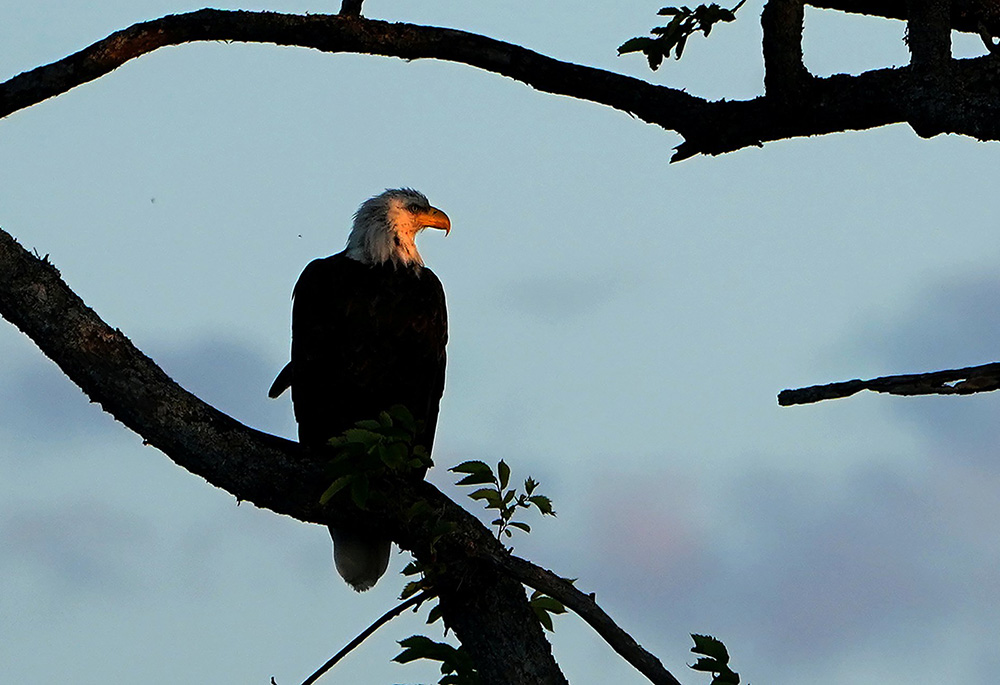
345;188;451;267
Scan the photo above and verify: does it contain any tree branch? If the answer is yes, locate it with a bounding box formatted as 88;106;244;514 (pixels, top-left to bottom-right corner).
6;9;1000;161
0;222;691;682
300;590;433;685
494;554;684;685
0;224;566;684
778;361;1000;405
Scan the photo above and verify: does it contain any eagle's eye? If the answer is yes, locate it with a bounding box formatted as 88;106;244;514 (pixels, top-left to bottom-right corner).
407;202;424;213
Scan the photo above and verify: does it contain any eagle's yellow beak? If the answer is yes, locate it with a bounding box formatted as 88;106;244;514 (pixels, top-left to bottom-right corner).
419;206;451;236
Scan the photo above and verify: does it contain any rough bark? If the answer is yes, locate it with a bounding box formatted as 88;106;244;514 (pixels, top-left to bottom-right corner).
6;9;1000;161
761;0;809;97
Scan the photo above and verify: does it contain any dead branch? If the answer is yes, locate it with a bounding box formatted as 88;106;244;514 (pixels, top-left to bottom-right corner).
778;361;1000;405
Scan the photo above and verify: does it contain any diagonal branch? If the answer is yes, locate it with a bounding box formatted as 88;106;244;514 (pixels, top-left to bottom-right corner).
6;9;1000;161
778;361;1000;405
0;224;564;684
0;222;685;683
494;553;684;685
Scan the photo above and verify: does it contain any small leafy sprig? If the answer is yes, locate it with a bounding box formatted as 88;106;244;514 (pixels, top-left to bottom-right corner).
690;634;740;685
450;460;555;541
394;636;480;685
318;404;431;509
618;1;746;70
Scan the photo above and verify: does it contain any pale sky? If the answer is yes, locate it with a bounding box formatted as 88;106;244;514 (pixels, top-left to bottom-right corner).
4;2;1000;684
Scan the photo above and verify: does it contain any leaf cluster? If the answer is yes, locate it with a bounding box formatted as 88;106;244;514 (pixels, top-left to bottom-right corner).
318;405;431;509
450;460;555;541
689;634;740;685
618;1;745;69
529;589;568;632
394;636;480;685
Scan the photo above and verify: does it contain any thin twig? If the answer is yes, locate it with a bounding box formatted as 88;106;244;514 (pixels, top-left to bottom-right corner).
491;553;683;685
338;0;363;17
300;590;434;685
778;361;1000;406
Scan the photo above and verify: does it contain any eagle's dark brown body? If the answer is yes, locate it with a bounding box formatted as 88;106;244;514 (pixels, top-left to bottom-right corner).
272;252;447;452
270;188;450;591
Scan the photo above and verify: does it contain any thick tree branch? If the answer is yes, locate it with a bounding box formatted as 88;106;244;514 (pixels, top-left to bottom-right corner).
778;361;1000;405
6;10;1000;162
0;225;564;684
0;223;686;683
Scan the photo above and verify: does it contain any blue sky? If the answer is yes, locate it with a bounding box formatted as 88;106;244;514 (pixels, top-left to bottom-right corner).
3;2;1000;684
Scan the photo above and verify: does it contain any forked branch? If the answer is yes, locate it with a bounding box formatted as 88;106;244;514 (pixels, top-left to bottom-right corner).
6;9;1000;161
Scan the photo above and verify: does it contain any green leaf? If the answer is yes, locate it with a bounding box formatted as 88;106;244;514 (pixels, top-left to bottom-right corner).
690;657;725;672
497;460;511;490
502;488;516;505
508;521;531;534
400;579;425;600
524;476;538;494
530;596;566;614
450;460;492;475
381;441;409;469
528;495;555;516
350;473;370;509
387;404;416;432
427;603;444;625
469;488;503;508
691;634;729;662
535;607;554;631
455;471;497;487
354;419;382;430
344;427;381;444
617;36;655;56
319;475;352;505
406;500;434;522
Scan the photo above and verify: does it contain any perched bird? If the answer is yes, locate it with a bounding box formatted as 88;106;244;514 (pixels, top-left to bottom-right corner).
269;188;450;591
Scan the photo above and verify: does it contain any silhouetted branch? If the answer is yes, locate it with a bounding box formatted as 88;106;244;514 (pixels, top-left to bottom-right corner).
778;361;1000;405
0;224;567;684
494;553;684;685
0;222;691;683
761;0;809;95
300;590;434;685
7;9;1000;161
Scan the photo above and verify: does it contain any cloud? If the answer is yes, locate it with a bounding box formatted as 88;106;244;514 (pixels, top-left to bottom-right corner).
577;461;1000;682
1;499;155;595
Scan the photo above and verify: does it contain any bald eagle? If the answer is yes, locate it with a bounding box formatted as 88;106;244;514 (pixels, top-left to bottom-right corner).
269;188;450;591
